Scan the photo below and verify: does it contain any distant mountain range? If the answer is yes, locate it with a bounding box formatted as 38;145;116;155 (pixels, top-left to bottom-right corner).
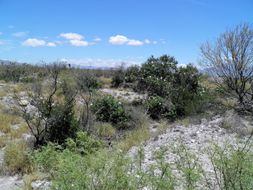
0;59;116;70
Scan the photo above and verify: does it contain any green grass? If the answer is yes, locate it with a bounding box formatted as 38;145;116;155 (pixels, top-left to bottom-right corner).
117;126;151;152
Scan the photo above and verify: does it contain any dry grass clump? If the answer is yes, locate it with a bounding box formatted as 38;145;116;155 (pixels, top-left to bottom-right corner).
93;122;116;138
3;141;33;175
0;112;21;134
99;77;112;88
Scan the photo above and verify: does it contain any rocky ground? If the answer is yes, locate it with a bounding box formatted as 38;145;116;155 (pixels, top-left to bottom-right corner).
100;88;147;103
128;112;253;189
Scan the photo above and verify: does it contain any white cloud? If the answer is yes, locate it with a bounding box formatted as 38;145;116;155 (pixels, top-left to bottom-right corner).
22;38;56;47
22;38;46;47
109;35;145;46
69;40;89;46
109;35;129;45
153;41;158;44
12;31;29;37
127;39;144;46
59;33;83;40
59;33;90;46
47;42;56;47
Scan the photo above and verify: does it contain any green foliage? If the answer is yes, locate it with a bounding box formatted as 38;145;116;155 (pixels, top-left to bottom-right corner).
174;144;202;190
135;55;207;119
47;101;78;144
137;55;177;96
65;131;103;155
125;65;140;83
33;143;62;173
91;95;129;128
145;96;176;120
76;71;101;92
0;62;52;83
0;62;29;82
33;145;177;190
208;142;253;190
171;65;201;116
32;138;253;190
111;65;125;88
47;79;78;144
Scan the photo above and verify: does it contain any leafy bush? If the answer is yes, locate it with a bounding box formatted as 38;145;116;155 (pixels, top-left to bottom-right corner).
111;65;125;88
145;96;176;120
138;58;205;119
33;143;61;173
137;55;177;96
65;131;103;155
76;71;101;91
91;95;129;128
3;141;33;174
171;65;201;116
208;141;253;190
125;65;140;83
47;101;79;144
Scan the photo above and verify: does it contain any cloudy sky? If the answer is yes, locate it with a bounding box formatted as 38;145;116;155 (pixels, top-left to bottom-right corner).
0;0;252;67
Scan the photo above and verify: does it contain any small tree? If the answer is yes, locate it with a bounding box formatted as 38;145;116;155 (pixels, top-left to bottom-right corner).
15;63;77;147
200;24;253;110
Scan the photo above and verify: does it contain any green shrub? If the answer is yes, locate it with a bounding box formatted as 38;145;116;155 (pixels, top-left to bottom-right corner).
47;100;79;144
91;95;129;128
125;65;140;83
3;141;33;174
171;65;201;116
145;96;176;120
76;71;101;91
33;146;176;190
136;56;208;119
137;55;177;96
65;131;103;155
111;65;125;88
33;143;61;173
208;142;253;190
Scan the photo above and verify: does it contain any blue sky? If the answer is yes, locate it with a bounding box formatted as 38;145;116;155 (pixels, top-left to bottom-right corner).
0;0;252;67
